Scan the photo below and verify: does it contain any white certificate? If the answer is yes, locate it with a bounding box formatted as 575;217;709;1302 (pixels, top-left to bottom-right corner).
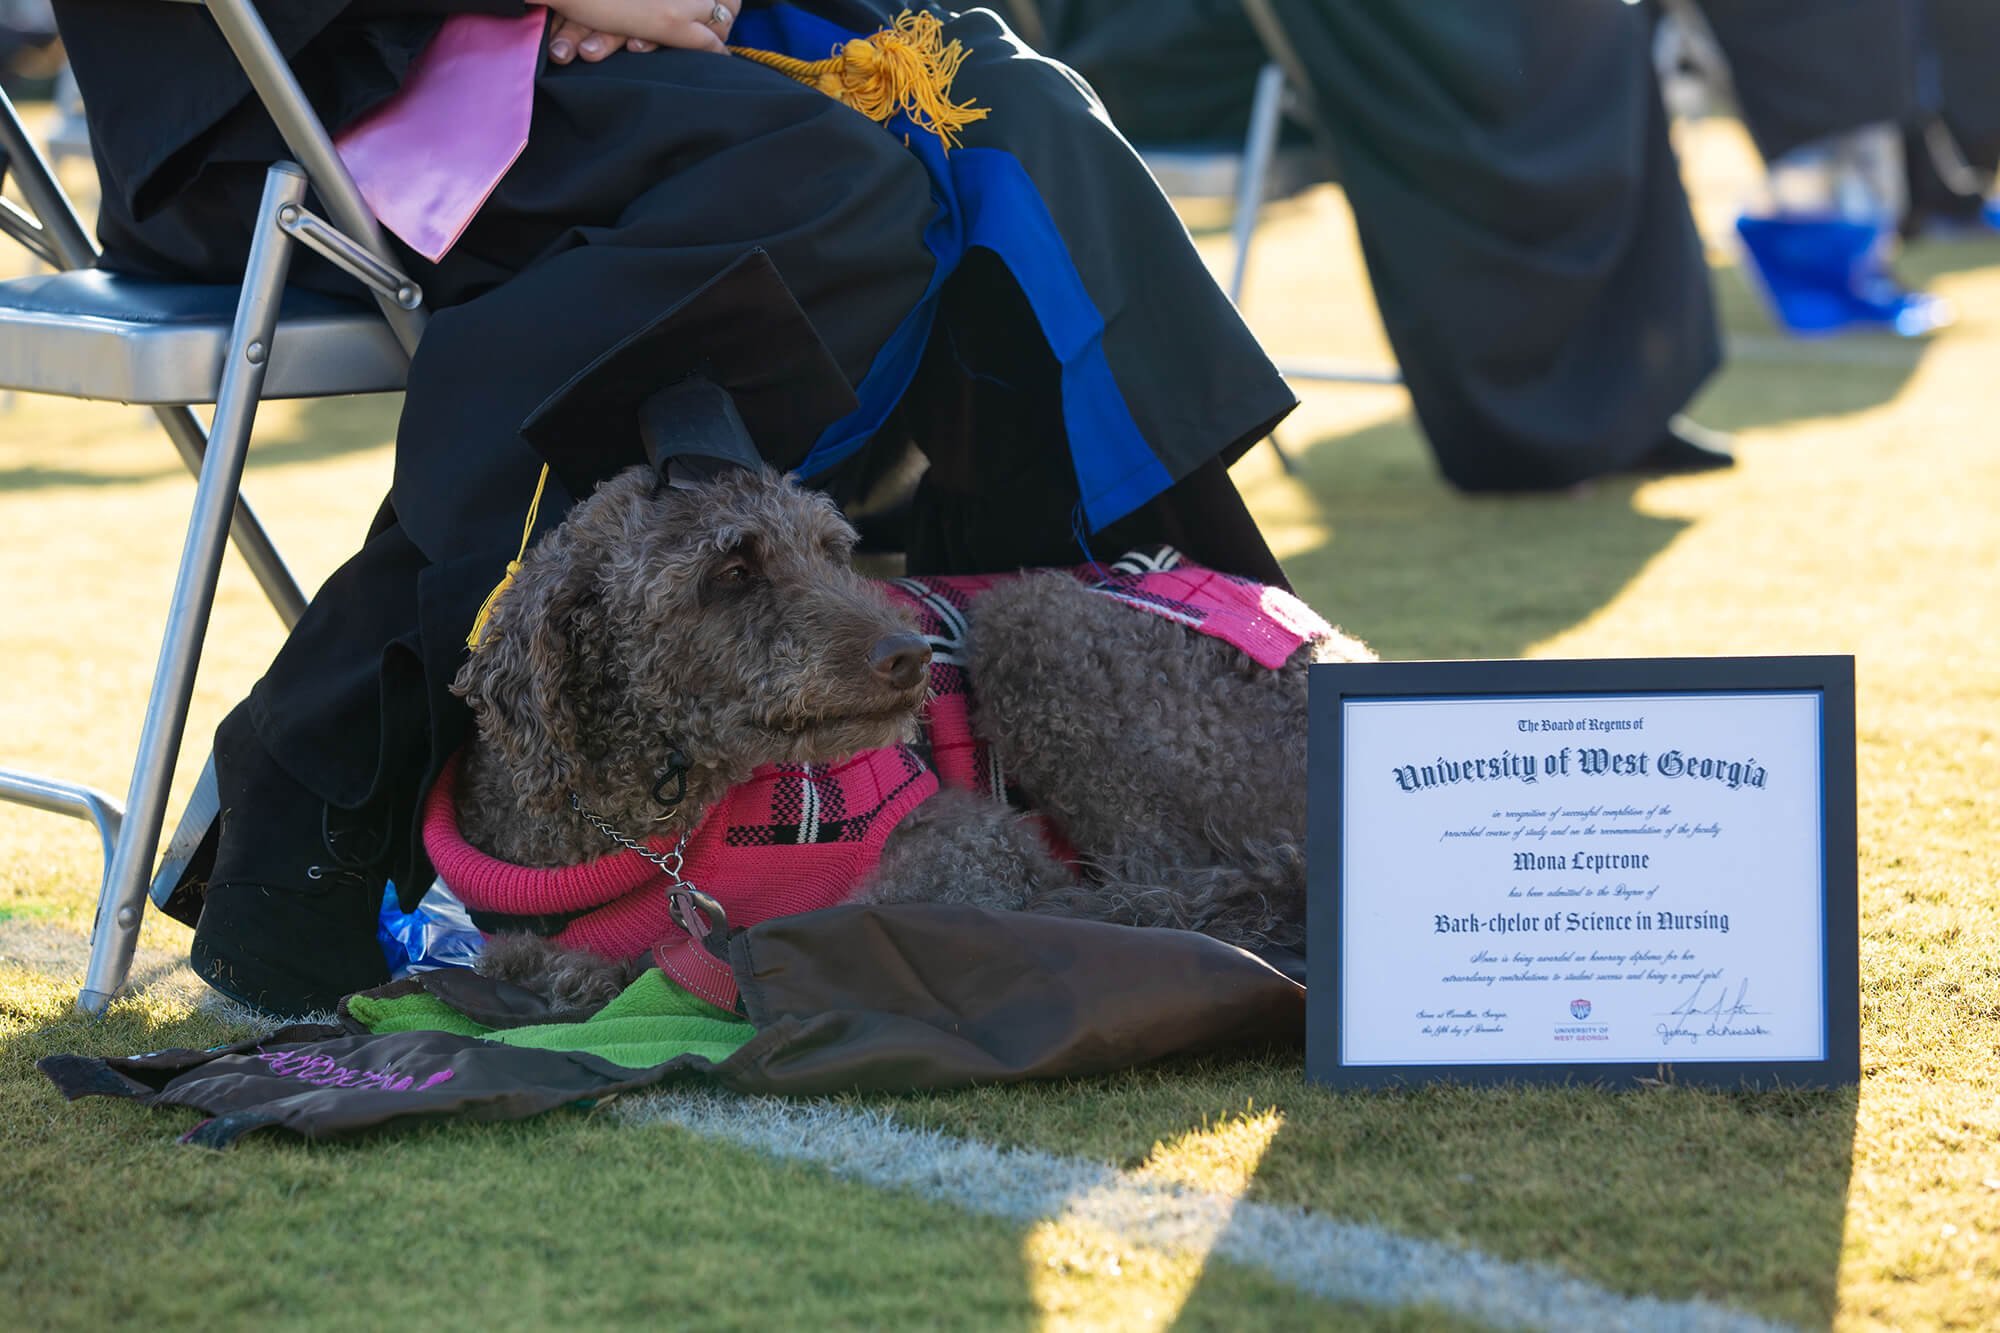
1336;689;1828;1067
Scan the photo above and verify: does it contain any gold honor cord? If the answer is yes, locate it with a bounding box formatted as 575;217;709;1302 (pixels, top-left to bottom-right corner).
730;10;989;148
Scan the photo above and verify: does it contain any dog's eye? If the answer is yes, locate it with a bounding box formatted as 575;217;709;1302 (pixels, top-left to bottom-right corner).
700;545;763;604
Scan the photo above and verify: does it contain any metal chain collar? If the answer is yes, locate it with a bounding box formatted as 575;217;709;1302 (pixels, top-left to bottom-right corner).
566;793;730;943
568;791;693;891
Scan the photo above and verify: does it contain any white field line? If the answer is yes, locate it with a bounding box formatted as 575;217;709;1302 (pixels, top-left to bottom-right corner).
619;1090;1796;1333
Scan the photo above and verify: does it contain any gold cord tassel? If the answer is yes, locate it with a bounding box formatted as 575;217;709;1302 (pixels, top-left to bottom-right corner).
466;463;551;651
731;10;989;148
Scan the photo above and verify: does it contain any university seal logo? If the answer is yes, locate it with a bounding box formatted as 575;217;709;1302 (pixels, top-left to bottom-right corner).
1570;998;1592;1021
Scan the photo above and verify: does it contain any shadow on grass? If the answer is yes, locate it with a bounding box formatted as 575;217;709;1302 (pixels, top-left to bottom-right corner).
871;1046;1856;1325
0;392;400;495
1271;415;1693;661
1270;251;1970;660
0;461;180;491
1171;1077;1858;1330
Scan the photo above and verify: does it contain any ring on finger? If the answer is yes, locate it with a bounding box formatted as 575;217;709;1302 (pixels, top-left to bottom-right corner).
707;2;730;28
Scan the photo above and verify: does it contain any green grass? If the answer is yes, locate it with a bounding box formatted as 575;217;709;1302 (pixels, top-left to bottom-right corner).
0;980;1478;1332
3;117;1997;1329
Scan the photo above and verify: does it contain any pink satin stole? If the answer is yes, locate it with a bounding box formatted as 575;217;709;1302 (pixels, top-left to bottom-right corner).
334;9;548;264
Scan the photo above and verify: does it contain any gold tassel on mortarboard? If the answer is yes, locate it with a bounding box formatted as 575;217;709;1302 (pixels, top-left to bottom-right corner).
730;10;989;149
466;462;551;652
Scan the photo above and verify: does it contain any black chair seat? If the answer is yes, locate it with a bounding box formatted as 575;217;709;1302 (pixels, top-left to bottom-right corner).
0;268;408;404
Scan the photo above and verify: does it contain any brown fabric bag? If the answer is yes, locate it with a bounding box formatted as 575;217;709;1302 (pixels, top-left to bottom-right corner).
720;904;1303;1093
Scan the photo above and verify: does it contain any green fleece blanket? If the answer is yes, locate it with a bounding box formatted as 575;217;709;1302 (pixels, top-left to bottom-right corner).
345;968;756;1069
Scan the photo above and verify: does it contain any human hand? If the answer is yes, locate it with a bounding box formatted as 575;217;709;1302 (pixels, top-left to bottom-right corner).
544;0;738;63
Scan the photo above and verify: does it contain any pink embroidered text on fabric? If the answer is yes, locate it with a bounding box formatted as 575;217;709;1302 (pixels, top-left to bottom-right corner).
251;1048;457;1092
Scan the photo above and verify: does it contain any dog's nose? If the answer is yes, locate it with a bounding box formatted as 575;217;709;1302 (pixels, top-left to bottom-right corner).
870;632;932;690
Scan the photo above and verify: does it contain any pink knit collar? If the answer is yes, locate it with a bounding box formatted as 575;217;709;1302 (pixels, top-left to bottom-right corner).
423;754;681;919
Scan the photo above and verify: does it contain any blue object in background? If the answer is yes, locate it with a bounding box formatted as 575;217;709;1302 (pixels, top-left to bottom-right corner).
378;880;484;979
1735;214;1953;338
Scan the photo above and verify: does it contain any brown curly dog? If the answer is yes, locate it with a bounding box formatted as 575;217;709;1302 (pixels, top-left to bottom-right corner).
447;465;1373;1010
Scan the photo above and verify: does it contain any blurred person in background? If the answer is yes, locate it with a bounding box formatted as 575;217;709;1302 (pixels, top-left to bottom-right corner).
1032;0;2000;489
1036;0;1732;493
1672;0;1950;336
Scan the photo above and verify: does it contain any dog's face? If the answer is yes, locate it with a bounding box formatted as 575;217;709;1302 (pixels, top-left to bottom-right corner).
453;466;931;816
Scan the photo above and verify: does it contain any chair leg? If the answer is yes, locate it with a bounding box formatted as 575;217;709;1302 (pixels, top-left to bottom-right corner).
77;163;310;1015
1227;63;1287;308
151;405;308;629
1228;65;1303;477
141;409;303;926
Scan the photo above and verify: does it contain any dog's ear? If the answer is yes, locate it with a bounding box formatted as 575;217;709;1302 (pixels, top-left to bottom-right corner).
451;472;660;814
451;540;598;815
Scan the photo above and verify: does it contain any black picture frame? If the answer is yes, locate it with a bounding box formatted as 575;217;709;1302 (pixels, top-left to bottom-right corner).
1306;656;1859;1091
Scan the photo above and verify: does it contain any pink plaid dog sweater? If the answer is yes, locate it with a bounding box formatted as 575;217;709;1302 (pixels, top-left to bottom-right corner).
427;547;1331;1009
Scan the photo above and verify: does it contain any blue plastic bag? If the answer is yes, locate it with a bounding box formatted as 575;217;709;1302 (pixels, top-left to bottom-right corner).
377;878;485;979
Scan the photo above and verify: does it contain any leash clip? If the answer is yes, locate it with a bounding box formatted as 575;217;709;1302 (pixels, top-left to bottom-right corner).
668;887;729;944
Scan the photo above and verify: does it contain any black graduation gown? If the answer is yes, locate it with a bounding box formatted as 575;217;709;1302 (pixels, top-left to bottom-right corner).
1919;0;2000;170
1039;0;1269;148
53;1;1295;895
1696;0;1917;164
1266;1;1723;492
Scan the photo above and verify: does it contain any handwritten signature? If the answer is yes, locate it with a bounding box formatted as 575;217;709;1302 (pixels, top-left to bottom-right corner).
1654;975;1772;1047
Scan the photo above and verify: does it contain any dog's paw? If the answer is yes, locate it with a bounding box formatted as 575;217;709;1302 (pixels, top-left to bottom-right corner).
475;932;644;1015
862;786;1076;912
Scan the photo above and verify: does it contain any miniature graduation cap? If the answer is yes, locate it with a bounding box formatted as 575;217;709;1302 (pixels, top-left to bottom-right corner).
519;247;859;495
468;251;860;651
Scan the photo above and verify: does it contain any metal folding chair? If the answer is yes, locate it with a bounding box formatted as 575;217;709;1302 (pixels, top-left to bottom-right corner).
1000;0;1402;454
0;0;425;1014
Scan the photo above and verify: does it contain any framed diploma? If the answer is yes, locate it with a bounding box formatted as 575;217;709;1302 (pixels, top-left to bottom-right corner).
1306;657;1858;1090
